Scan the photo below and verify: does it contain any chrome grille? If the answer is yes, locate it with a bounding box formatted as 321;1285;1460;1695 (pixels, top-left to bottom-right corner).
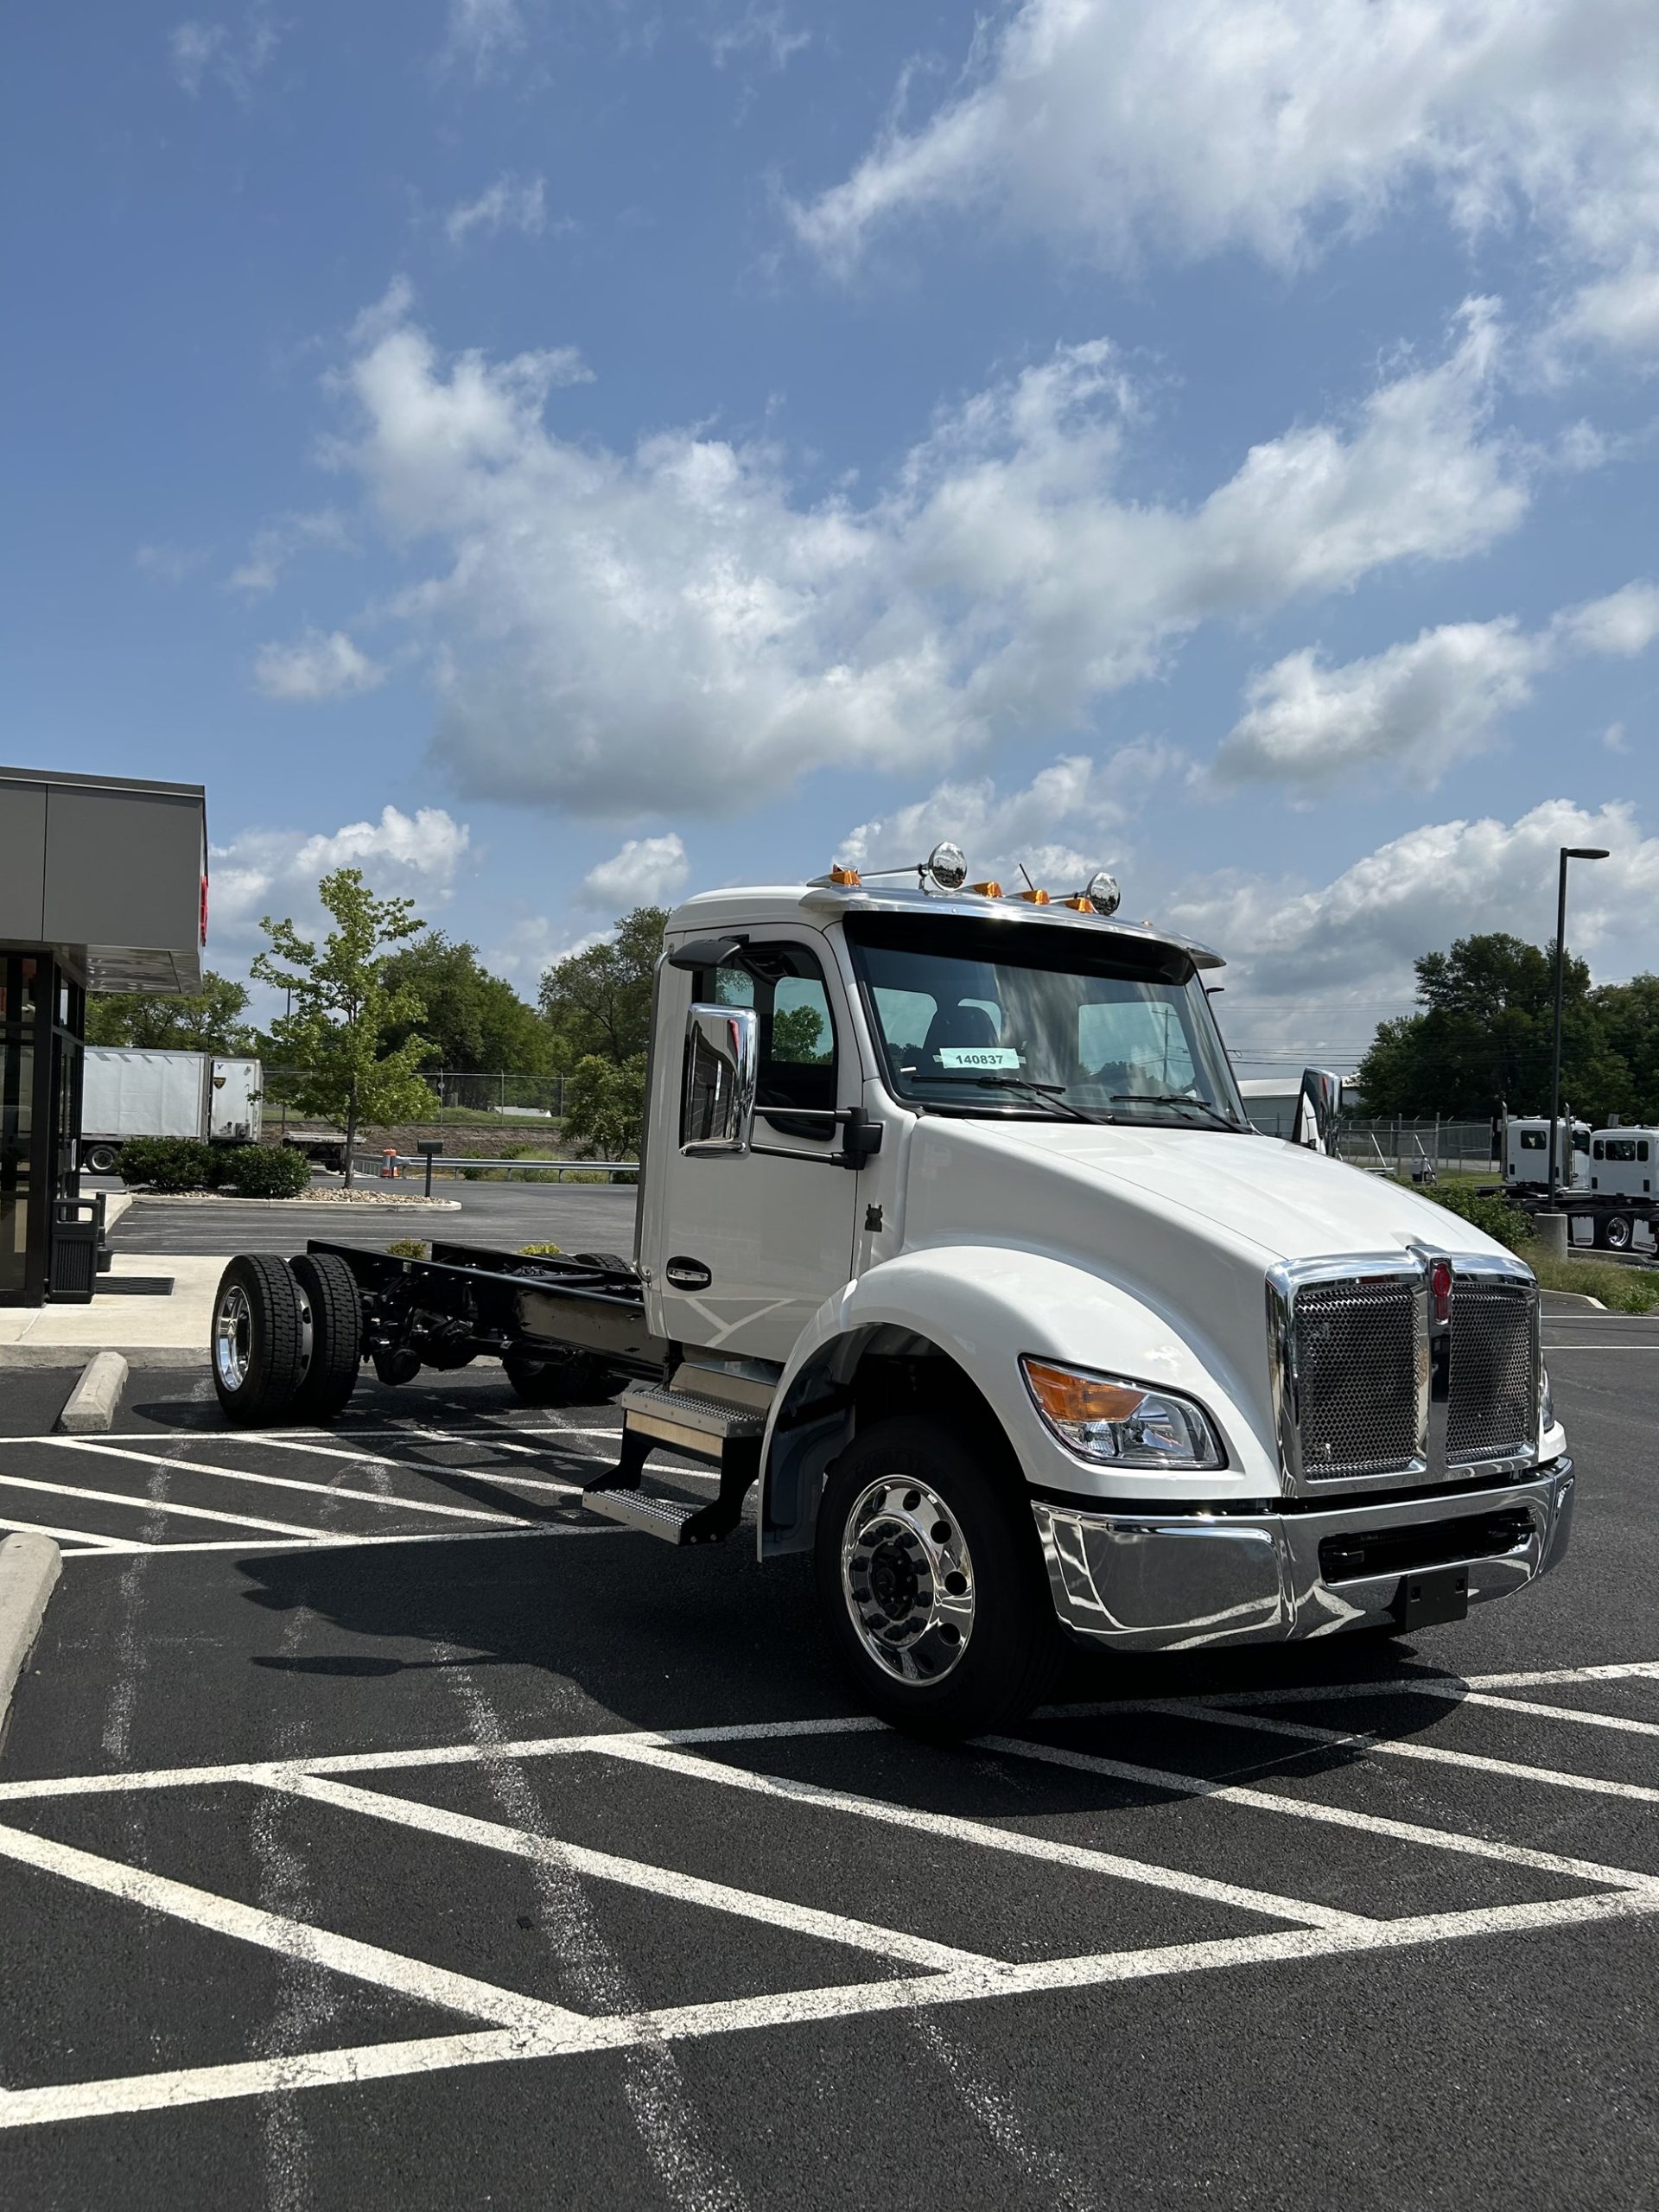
1446;1278;1536;1464
1291;1276;1425;1482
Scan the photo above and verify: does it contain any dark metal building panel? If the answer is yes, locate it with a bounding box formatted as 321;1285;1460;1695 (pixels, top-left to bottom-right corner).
0;779;48;940
0;763;206;995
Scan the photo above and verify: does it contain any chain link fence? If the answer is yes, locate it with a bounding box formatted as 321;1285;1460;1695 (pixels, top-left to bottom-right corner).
262;1068;570;1128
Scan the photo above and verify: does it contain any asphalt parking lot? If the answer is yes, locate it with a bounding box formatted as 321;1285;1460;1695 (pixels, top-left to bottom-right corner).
2;1314;1656;2209
105;1177;639;1261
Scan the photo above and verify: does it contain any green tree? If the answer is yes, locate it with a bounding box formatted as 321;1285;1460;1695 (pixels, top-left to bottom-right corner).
251;869;435;1186
380;931;552;1084
1357;932;1629;1122
1592;975;1659;1116
538;907;666;1065
563;1053;647;1160
86;970;254;1053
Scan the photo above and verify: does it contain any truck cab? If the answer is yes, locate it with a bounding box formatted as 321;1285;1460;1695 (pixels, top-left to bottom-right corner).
1502;1113;1590;1196
212;861;1574;1738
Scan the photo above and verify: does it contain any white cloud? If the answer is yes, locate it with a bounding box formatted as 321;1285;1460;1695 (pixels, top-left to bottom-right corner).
135;541;208;584
209;806;471;950
840;747;1174;891
791;0;1659;307
708;5;810;72
444;175;549;246
440;0;524;78
1550;264;1659;365
484;915;607;992
228;509;353;595
253;629;386;702
321;294;1522;816
1166;800;1659;1060
580;835;690;912
168;10;278;100
1214;581;1659;790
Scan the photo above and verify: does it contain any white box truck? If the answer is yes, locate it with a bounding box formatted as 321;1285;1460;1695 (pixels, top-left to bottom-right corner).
207;855;1572;1737
80;1049;261;1173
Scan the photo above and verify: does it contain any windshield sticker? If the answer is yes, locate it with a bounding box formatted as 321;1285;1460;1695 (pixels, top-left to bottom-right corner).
938;1046;1021;1070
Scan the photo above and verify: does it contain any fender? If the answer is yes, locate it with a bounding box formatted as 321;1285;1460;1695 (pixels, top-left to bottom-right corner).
757;1245;1281;1557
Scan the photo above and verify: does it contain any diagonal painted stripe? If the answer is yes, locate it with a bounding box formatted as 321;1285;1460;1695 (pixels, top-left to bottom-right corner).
979;1733;1659;1896
1149;1699;1659;1806
51;1527;620;1566
0;1819;593;2032
2;1887;1653;2131
593;1737;1373;1932
0;1516;145;1551
46;1437;535;1525
0;1471;338;1540
275;1772;991;1973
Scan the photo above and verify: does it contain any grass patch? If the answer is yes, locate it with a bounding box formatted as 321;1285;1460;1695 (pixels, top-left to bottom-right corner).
1518;1246;1659;1313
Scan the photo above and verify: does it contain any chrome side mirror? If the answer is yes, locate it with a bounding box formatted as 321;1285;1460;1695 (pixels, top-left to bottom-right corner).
1294;1066;1341;1155
681;1004;759;1156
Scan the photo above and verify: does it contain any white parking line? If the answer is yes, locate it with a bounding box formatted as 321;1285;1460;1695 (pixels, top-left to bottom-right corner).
5;1677;1657;2131
3;1883;1653;2131
983;1734;1659;1896
593;1736;1376;1931
0;1516;144;1552
0;1818;590;2033
1150;1700;1659;1807
0;1471;333;1540
275;1771;991;1973
40;1438;536;1527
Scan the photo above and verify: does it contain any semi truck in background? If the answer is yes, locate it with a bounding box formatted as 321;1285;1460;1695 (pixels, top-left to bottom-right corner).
80;1048;262;1173
207;848;1572;1737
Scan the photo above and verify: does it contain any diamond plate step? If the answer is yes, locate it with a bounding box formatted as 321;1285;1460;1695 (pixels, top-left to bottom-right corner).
584;1489;709;1542
619;1380;768;1463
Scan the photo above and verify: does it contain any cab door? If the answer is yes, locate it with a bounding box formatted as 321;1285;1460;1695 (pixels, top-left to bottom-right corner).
647;937;859;1363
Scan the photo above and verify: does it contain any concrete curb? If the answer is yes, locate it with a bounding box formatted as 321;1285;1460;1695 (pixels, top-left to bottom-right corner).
58;1351;130;1431
0;1345;207;1371
0;1533;62;1749
1540;1290;1611;1313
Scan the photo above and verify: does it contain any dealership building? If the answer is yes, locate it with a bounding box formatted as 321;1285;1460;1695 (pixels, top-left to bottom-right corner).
0;764;207;1306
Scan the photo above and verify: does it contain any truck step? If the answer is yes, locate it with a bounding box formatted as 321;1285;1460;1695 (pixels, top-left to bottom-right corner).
617;1380;768;1465
583;1487;723;1544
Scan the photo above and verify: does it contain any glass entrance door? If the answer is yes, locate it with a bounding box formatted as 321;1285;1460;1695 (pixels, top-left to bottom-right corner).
0;952;86;1306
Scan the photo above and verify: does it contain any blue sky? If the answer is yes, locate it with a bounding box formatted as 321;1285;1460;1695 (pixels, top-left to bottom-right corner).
4;0;1657;1071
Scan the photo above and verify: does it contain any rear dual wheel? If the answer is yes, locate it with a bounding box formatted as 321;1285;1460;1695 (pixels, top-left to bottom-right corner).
211;1251;362;1427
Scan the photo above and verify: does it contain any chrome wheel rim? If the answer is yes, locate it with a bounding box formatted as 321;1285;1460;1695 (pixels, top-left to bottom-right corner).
214;1283;252;1391
840;1477;976;1683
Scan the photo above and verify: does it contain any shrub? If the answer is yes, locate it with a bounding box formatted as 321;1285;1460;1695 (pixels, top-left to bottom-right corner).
118;1136;216;1192
518;1242;563;1256
220;1144;311;1198
385;1238;429;1260
1519;1249;1659;1314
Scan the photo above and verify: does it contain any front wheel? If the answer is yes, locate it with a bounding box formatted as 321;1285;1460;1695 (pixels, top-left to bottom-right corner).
814;1416;1062;1740
1605;1213;1634;1252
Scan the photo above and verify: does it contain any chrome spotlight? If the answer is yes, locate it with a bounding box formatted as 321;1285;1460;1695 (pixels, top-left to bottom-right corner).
925;842;969;892
1083;870;1121;916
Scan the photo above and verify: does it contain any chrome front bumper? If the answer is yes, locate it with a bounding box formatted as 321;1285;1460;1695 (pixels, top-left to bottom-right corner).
1032;1460;1574;1652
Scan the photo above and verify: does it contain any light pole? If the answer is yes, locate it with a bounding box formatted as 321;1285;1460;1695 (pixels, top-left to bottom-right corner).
1548;844;1610;1213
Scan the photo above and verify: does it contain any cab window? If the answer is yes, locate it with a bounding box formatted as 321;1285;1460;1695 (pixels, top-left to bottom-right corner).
702;942;837;1126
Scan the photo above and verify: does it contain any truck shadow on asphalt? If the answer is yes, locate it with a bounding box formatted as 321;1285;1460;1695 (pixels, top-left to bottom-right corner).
230;1528;1465;1802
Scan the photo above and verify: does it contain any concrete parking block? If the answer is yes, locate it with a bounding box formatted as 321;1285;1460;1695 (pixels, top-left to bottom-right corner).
0;1531;61;1744
56;1352;130;1433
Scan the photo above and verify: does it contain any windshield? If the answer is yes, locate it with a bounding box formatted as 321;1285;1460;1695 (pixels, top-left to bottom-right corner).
845;913;1244;1127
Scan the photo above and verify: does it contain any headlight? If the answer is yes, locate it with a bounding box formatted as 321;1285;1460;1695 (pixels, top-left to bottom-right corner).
1541;1367;1554;1432
1021;1357;1225;1470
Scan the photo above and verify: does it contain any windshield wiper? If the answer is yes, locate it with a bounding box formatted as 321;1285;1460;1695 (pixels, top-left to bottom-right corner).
1111;1092;1243;1131
920;1074;1106;1125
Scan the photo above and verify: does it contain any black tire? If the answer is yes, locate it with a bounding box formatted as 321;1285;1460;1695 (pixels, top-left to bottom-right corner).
85;1142;119;1175
1592;1216;1611;1249
1606;1213;1634;1252
503;1349;623;1407
289;1251;363;1422
211;1254;307;1427
814;1415;1062;1740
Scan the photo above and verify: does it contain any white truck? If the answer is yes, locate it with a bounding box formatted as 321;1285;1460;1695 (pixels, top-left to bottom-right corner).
1500;1113;1590;1199
81;1048;261;1173
208;855;1573;1737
